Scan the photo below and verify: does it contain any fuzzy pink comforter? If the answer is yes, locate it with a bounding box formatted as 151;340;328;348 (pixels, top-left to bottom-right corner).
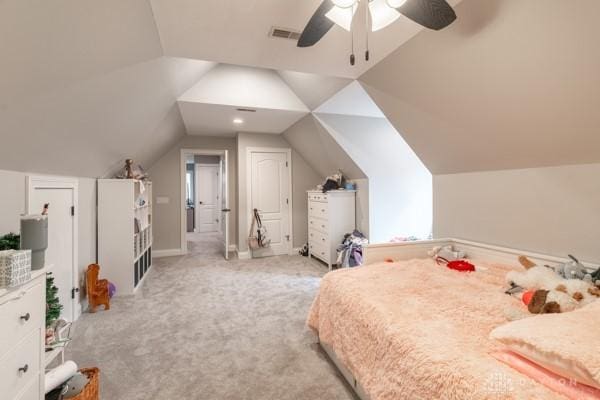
307;259;566;400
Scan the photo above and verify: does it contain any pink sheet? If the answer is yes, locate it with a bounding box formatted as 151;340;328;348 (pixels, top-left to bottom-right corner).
492;350;600;400
307;259;567;400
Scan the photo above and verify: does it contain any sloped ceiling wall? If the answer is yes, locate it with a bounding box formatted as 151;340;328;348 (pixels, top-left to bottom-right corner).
178;64;308;136
282;115;365;180
276;71;352;111
0;0;214;178
360;0;600;174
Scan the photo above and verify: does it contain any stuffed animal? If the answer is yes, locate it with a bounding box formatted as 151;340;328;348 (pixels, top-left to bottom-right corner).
428;245;466;262
552;254;590;281
506;266;600;314
519;254;597;283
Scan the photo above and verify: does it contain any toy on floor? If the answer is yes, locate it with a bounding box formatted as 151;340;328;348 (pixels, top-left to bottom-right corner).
506;264;600;314
86;264;110;313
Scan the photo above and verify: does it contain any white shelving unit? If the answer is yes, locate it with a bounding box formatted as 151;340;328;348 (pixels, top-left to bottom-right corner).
98;179;153;296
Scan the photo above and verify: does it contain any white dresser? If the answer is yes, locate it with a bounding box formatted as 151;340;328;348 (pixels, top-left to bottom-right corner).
307;190;356;270
0;270;46;400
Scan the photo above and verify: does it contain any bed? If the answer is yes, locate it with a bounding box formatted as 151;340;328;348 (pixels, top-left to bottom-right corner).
307;239;598;400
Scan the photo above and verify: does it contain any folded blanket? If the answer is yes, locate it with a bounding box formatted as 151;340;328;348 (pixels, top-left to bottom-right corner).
307;258;566;400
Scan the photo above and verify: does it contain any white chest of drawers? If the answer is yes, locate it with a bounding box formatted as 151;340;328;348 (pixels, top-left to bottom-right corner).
307;190;356;270
0;270;46;400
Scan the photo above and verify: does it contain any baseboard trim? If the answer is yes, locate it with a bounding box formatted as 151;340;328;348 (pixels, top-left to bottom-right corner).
153;248;186;258
237;250;251;260
228;244;237;252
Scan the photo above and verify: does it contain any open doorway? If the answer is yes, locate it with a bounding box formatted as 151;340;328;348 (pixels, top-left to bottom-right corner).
180;149;230;259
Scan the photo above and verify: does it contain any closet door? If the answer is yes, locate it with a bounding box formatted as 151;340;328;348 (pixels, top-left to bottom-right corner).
249;151;290;257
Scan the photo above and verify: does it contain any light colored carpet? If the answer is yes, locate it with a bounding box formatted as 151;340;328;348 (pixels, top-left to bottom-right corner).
66;233;357;400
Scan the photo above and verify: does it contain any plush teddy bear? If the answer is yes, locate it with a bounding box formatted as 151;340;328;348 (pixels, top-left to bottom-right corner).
506;265;600;314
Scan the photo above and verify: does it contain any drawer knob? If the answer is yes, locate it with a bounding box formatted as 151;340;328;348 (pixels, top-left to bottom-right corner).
20;313;30;322
19;364;29;374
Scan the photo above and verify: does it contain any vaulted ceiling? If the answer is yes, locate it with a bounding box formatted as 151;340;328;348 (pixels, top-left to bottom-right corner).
1;0;598;179
149;0;462;78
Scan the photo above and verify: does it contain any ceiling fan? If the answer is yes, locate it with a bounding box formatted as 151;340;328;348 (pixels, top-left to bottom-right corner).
297;0;456;65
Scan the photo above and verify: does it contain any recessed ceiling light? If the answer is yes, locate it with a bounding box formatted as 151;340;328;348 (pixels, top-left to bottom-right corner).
233;118;244;125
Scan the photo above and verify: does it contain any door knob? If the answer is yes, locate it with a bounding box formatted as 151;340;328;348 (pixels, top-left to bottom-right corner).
199;201;203;204
221;208;231;212
20;313;30;321
18;364;28;374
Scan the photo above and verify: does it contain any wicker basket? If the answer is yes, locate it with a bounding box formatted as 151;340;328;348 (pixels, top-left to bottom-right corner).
70;368;99;400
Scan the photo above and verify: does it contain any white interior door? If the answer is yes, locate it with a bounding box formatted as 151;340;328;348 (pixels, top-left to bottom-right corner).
195;165;219;233
250;151;291;257
220;155;230;260
29;187;76;321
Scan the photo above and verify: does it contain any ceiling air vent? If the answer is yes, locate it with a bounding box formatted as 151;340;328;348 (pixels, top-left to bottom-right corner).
236;108;257;113
269;26;301;41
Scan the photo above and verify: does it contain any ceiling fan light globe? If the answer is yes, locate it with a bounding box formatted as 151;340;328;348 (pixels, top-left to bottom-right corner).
370;0;401;31
332;0;358;8
386;0;407;8
325;4;358;31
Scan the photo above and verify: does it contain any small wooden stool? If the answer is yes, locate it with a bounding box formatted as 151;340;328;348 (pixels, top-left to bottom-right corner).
86;264;110;313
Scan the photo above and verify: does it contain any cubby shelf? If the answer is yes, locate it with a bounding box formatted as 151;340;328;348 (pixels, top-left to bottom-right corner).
98;179;153;296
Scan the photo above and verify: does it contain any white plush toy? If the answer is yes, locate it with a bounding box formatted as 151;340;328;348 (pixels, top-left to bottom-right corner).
506;266;600;313
428;245;466;262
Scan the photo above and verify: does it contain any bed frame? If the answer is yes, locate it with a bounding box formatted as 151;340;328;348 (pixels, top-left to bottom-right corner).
318;238;598;400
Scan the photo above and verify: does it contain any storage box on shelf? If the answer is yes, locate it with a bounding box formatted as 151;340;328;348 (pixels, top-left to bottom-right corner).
0;250;32;289
307;190;356;270
0;268;47;400
98;179;153;296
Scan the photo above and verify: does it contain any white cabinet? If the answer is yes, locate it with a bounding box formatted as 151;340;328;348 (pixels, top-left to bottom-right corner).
307;190;356;270
0;270;46;400
98;179;153;296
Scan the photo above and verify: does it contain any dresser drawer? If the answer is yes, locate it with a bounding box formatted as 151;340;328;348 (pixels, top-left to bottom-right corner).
0;329;42;399
0;281;44;357
309;229;328;247
14;373;40;400
308;217;328;234
308;201;328;220
308;192;328;202
309;241;330;263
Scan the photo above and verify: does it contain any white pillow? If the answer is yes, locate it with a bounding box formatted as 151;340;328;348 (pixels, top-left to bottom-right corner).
490;301;600;389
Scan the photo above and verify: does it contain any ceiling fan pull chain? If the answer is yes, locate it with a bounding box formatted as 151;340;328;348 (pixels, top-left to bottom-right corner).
350;4;356;66
365;0;370;61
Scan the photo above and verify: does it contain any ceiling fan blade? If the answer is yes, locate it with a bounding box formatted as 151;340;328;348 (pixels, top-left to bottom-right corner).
395;0;456;30
297;0;336;47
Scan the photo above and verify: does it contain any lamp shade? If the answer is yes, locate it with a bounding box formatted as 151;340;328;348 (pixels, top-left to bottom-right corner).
369;0;400;31
332;0;358;8
326;4;358;31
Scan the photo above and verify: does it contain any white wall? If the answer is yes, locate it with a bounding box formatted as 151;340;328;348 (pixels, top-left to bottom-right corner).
316;114;432;243
0;169;97;309
434;163;600;264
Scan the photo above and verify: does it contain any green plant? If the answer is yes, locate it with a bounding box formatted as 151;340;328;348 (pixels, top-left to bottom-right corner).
0;232;20;250
46;273;63;327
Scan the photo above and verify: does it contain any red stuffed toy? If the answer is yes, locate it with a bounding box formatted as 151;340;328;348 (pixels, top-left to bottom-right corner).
436;257;476;272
